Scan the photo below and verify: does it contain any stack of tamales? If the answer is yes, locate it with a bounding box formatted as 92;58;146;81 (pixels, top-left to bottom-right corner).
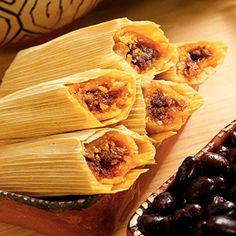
0;18;227;197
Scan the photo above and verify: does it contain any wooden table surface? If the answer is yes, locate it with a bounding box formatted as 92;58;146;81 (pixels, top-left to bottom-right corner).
0;0;236;235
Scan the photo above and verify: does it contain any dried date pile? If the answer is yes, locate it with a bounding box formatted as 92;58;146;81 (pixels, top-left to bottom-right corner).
138;131;236;235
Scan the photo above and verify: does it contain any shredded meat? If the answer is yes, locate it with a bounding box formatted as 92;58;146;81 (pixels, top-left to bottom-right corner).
150;91;184;124
86;141;128;179
83;87;122;113
126;42;159;71
184;46;212;79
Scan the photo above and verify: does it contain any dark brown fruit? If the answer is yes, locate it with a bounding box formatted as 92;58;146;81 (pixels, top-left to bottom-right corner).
230;148;236;164
201;152;229;174
193;221;207;236
171;209;193;234
229;185;236;201
230;131;236;147
138;214;171;236
151;192;176;216
184;176;215;202
171;156;202;189
185;203;204;221
226;164;236;185
213;176;227;193
225;131;236;148
217;146;231;159
206;215;236;235
138;214;162;236
207;196;236;216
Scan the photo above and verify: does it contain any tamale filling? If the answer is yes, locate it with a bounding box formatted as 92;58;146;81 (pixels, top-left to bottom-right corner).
184;46;212;79
113;31;160;73
148;90;185;124
68;77;133;121
84;131;137;180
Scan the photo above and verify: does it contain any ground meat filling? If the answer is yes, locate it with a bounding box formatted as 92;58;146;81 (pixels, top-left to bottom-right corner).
113;31;160;73
126;42;159;72
184;46;212;79
68;78;131;121
150;91;185;124
83;86;122;114
85;139;129;179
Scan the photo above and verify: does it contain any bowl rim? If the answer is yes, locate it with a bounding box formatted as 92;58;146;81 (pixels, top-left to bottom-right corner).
0;190;102;211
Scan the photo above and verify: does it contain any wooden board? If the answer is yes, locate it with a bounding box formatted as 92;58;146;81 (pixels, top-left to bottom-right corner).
0;0;236;235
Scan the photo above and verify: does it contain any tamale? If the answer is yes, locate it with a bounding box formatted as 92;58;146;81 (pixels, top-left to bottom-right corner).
0;18;177;97
0;126;155;196
0;69;136;139
142;80;204;141
175;41;227;85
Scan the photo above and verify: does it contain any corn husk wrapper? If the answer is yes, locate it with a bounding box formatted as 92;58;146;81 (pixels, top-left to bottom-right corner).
0;18;177;97
154;67;177;81
0;125;155;196
174;41;227;85
0;69;136;140
121;77;148;135
142;80;204;141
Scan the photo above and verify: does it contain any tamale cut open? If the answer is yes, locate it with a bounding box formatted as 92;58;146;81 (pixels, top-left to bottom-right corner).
175;41;227;85
142;80;204;142
153;41;227;87
0;125;155;196
0;69;136;139
0;18;177;97
119;75;204;141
